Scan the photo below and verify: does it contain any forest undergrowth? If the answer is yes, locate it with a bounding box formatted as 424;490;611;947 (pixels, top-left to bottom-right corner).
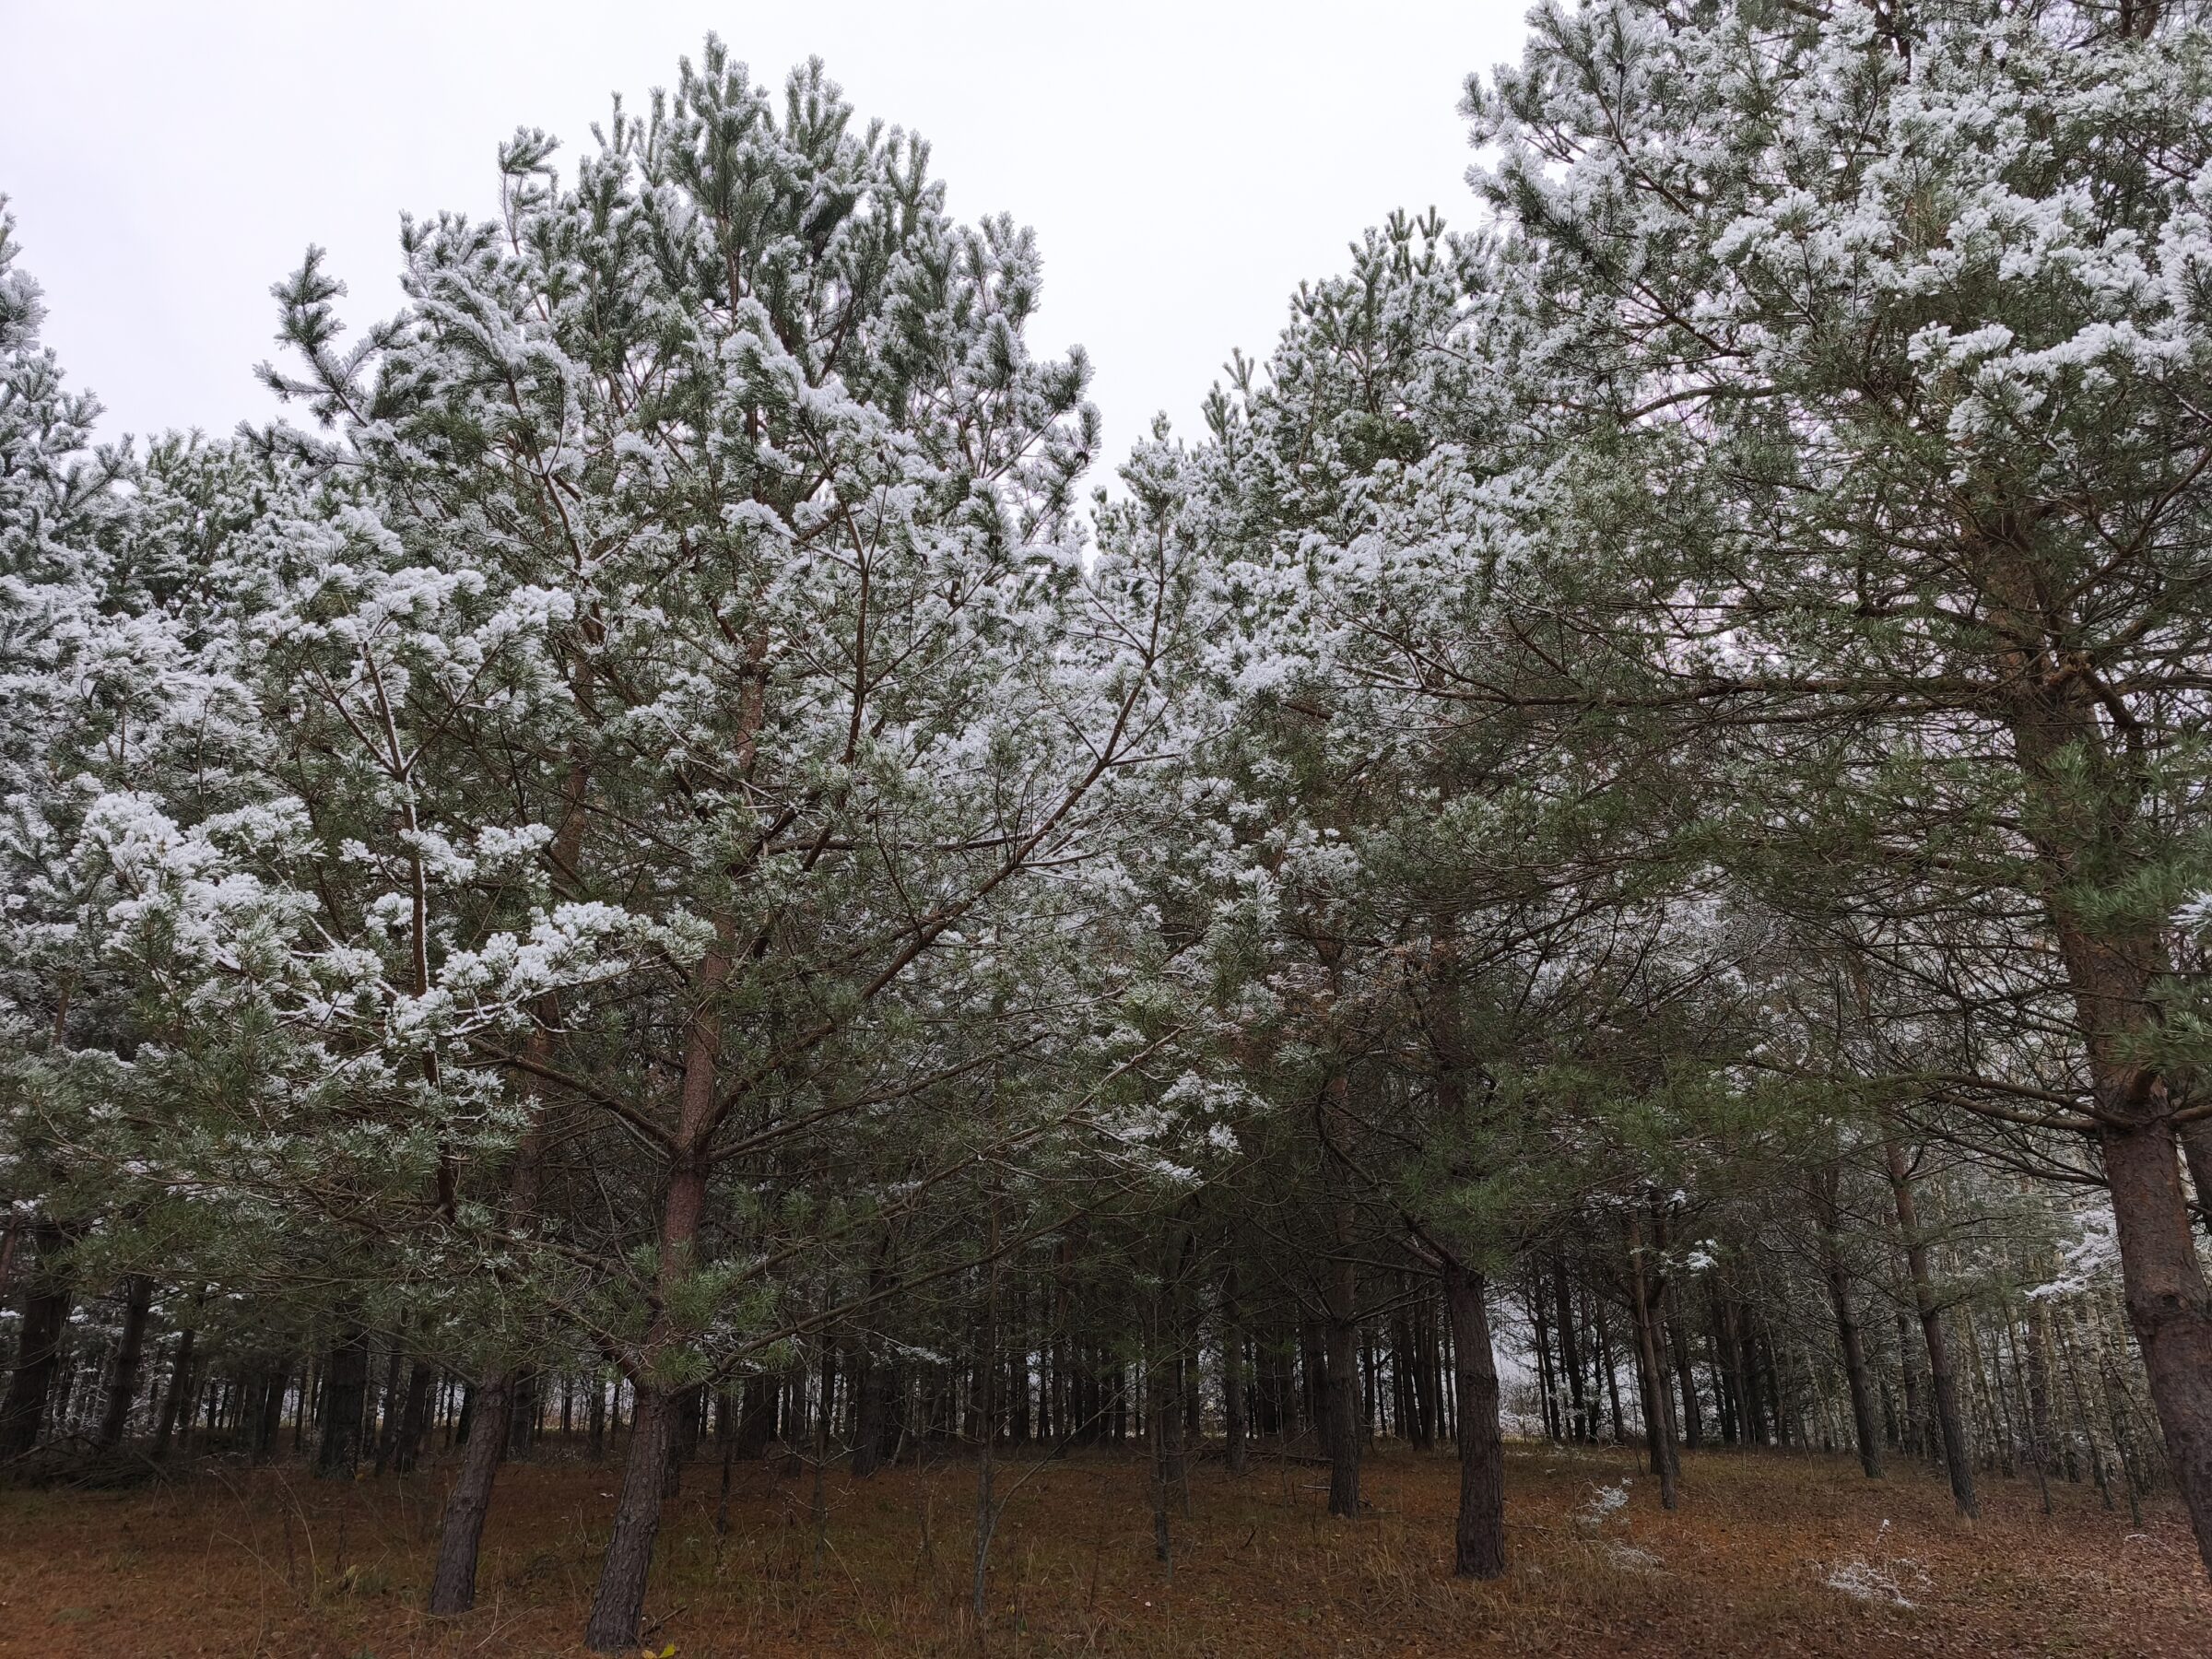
0;1445;2201;1658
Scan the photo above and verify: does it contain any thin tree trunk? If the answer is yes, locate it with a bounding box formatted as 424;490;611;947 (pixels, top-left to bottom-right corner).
1667;1307;1702;1453
972;1179;1003;1627
424;998;565;1604
371;1344;407;1475
0;1222;70;1459
1324;1194;1360;1517
2018;1305;2055;1507
1552;1256;1585;1441
1814;1174;1883;1479
394;1361;435;1473
1626;1215;1679;1510
1882;1127;1976;1517
94;1274;153;1452
1147;1349;1175;1568
511;1370;540;1464
1530;1280;1559;1442
151;1327;194;1460
316;1326;371;1477
1595;1299;1623;1443
2056;1308;2115;1508
1221;1259;1249;1476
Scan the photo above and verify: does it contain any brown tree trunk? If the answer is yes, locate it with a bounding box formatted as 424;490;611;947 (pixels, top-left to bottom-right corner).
1814;1174;1883;1479
1667;1309;1702;1453
1530;1281;1559;1441
851;1343;884;1479
661;1382;701;1500
151;1327;194;1460
1552;1256;1585;1441
1443;1260;1505;1578
1323;1195;1361;1518
1626;1216;1678;1510
94;1274;153;1452
509;1369;540;1463
428;1373;513;1615
1882;1127;1976;1517
585;1380;677;1651
1147;1344;1176;1566
1991;574;2212;1570
0;1221;70;1459
1221;1260;1249;1476
316;1325;371;1477
1595;1298;1624;1443
2024;1305;2059;1480
584;924;726;1653
422;1001;564;1604
2100;1112;2212;1568
394;1361;435;1473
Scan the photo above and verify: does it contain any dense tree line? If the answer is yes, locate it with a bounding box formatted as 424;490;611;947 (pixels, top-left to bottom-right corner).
6;0;2212;1649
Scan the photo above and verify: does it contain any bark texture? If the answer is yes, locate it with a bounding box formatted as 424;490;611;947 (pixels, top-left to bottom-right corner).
1444;1261;1506;1579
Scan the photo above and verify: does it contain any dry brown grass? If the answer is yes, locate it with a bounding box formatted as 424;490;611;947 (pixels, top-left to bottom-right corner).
1;1441;2204;1656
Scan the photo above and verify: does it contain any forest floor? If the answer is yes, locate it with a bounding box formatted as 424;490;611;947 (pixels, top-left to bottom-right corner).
1;1440;2206;1657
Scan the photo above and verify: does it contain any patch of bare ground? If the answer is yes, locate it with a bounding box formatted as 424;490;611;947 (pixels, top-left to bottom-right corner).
0;1443;2202;1656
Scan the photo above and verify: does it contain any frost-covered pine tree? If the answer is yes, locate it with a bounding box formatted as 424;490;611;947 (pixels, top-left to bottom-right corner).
244;44;1181;1647
1467;0;2212;1569
0;203;138;1458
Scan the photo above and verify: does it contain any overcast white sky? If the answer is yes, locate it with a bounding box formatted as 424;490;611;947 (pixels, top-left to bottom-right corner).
1;1;1530;468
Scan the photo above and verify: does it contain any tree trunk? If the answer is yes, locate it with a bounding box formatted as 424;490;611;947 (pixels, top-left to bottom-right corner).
394;1361;435;1473
428;1374;513;1614
2019;1304;2056;1506
0;1222;70;1459
2100;1112;2212;1569
661;1382;701;1500
586;1381;677;1652
372;1344;407;1474
316;1325;371;1477
1221;1261;1249;1476
972;1187;1003;1623
509;1370;539;1463
94;1274;153;1452
1323;1195;1361;1518
1443;1260;1505;1578
424;1001;564;1602
151;1327;194;1460
1552;1256;1585;1441
582;899;730;1650
1814;1174;1883;1479
252;1365;288;1460
852;1344;887;1478
1594;1298;1624;1443
1626;1216;1679;1510
1530;1280;1559;1441
1882;1127;1976;1517
1147;1348;1175;1567
1993;584;2212;1570
1667;1309;1702;1453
